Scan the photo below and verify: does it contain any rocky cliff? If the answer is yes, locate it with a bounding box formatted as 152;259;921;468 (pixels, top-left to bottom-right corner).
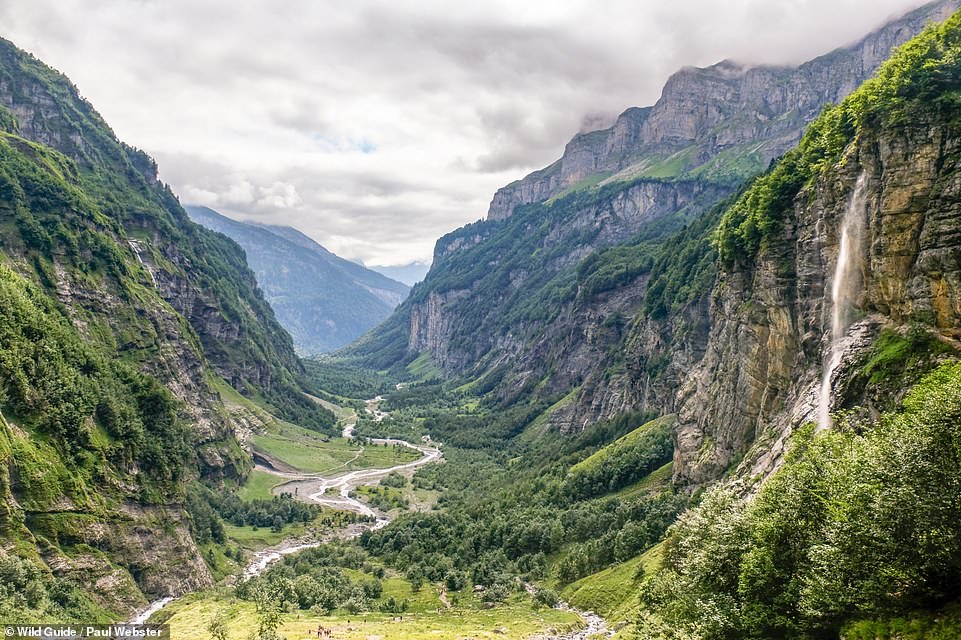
0;38;330;617
395;178;730;385
488;0;961;221
351;0;959;440
676;103;961;485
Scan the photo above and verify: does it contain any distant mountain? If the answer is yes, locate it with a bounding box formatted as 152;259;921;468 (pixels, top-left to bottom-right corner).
346;0;961;419
0;36;335;619
186;206;410;355
366;262;431;286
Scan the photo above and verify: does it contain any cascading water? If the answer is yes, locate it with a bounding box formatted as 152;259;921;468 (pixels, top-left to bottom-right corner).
818;171;869;431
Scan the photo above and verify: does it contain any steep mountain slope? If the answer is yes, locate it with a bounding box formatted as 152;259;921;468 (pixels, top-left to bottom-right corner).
348;0;959;426
187;206;409;355
0;38;332;619
0;41;333;432
675;7;961;484
487;0;961;220
634;17;961;634
351;12;961;640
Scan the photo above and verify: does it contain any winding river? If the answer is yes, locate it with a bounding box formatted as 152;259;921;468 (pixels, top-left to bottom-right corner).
128;396;610;639
128;395;441;621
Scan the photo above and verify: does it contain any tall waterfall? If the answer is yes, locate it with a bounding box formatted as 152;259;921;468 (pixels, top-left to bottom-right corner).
818;172;869;431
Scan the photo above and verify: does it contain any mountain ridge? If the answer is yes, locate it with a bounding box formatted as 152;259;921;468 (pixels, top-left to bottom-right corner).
488;0;961;220
186;205;409;355
346;0;961;439
0;35;333;618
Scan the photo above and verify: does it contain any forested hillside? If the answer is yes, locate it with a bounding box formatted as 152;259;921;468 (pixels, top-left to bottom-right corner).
0;36;333;619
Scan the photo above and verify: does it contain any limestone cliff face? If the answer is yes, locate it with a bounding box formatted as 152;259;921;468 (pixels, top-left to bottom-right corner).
674;117;961;484
404;179;731;375
408;289;472;359
487;0;960;221
375;0;961;426
30;502;213;609
0;37;327;617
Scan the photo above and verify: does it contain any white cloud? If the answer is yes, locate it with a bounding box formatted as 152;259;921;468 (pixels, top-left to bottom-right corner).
0;0;931;265
259;182;301;209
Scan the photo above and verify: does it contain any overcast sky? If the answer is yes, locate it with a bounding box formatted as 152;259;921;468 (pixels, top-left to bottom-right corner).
0;0;929;267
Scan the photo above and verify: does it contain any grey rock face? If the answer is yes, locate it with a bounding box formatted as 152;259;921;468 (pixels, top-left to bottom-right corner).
407;179;731;376
674;118;961;485
487;0;961;221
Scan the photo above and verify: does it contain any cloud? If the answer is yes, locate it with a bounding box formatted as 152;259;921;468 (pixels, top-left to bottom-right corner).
0;0;930;265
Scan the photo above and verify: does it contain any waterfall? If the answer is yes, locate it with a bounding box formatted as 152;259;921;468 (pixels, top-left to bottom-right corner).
818;171;869;431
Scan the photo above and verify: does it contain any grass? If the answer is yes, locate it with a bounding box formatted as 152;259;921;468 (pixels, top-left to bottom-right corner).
223;522;308;550
609;461;674;500
198;542;241;582
686;141;767;183
545;172;613;204
843;600;961;640
562;542;664;623
237;470;282;501
252;420;419;474
860;326;952;385
519;386;580;443
570;415;675;475
642;147;696;178
162;590;583;640
306;393;357;423
376;575;445;612
406;352;441;381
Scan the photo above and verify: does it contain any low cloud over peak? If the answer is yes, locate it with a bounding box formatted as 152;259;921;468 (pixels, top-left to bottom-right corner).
0;0;929;265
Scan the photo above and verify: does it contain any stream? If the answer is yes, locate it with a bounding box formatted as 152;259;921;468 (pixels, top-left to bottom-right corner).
128;395;610;638
127;394;440;622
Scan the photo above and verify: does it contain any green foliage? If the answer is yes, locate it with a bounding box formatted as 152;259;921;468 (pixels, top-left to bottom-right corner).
238;544;383;615
641;360;961;639
713;151;809;268
0;37;333;436
193;484;320;532
843;601;961;640
304;359;397;400
361;402;686;590
0;553;105;624
641;196;737;320
859;325;952;386
565;416;674;499
0;264;191;488
714;9;961;268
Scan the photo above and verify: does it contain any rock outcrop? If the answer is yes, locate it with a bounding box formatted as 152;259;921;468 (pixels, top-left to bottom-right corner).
675;115;961;484
487;0;961;221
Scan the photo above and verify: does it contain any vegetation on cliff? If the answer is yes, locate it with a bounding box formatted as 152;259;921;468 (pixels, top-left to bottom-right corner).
639;361;961;639
714;9;961;268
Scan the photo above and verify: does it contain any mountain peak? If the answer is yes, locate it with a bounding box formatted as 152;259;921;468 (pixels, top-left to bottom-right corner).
486;0;961;221
186;205;409;355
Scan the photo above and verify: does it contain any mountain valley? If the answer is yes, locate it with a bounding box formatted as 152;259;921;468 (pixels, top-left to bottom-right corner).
1;2;961;640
